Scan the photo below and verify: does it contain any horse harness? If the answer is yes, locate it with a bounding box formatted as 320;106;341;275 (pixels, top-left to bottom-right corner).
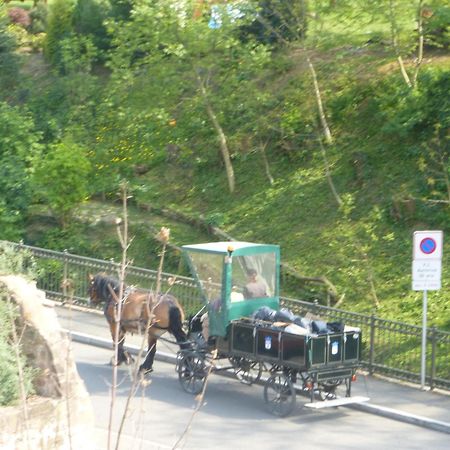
103;286;170;334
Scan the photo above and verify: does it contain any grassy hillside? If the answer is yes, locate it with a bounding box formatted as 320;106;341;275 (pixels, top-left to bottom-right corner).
2;1;449;330
127;50;450;329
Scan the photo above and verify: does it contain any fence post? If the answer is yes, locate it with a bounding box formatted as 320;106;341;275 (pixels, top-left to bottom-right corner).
369;314;376;375
63;249;68;301
430;325;437;390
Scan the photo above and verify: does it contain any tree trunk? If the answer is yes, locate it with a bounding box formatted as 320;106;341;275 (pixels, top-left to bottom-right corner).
318;138;342;206
197;74;235;193
259;140;274;185
307;56;333;144
388;0;412;88
412;0;425;87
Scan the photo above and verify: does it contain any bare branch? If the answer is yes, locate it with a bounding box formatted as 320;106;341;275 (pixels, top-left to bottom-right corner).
412;0;425;87
307;56;333;144
258;139;274;185
318;137;342;206
388;0;413;88
196;71;235;193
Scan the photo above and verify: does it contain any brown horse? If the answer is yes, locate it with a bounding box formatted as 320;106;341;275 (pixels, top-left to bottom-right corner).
88;273;189;374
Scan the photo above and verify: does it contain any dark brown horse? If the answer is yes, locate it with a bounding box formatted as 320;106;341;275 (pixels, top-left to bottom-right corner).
88;273;189;374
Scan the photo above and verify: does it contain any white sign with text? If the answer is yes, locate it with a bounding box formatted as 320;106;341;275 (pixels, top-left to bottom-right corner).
412;230;443;291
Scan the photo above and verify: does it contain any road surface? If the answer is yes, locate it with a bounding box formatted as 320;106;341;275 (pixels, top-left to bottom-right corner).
72;341;449;450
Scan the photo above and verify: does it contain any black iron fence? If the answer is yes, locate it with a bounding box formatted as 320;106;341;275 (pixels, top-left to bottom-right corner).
2;241;449;391
283;298;450;391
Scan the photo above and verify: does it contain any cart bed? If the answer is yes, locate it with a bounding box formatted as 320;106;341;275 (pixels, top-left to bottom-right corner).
228;319;361;372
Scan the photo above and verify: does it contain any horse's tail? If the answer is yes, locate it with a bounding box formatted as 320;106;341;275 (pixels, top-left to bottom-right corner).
169;305;189;349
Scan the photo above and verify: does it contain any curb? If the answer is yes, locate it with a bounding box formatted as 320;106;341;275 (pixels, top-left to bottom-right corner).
347;402;450;434
65;329;450;434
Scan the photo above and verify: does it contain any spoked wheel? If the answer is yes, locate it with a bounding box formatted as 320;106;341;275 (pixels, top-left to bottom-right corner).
230;356;263;385
318;379;343;401
177;352;207;395
264;373;296;417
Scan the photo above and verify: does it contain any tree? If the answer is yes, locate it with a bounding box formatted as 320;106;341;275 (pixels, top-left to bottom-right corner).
32;141;91;227
72;0;111;53
43;0;76;70
104;0;273;194
240;0;308;44
0;8;20;98
0;103;42;241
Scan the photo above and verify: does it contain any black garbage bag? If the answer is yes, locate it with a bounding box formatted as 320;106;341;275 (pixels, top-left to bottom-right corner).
251;306;277;321
274;308;297;323
312;320;329;335
327;321;345;333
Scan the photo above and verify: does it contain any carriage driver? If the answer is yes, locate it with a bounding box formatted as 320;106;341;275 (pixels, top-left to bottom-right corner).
243;269;268;299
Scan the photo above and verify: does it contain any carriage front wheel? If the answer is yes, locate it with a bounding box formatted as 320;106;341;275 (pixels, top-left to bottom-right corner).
263;373;296;417
177;352;207;395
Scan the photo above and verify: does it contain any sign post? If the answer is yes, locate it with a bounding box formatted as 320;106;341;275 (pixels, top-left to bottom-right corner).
412;230;443;389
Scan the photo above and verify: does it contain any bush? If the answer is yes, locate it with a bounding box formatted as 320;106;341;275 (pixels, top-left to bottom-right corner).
424;5;450;49
0;102;43;241
32;141;92;227
0;294;35;407
7;7;31;28
73;0;111;52
0;242;42;280
28;2;48;34
0;12;20;94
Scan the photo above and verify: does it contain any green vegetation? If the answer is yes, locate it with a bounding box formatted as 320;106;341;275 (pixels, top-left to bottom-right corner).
0;1;449;329
0;243;38;406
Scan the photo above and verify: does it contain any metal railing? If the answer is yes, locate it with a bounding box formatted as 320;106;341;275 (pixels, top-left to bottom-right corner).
3;241;449;391
283;298;450;391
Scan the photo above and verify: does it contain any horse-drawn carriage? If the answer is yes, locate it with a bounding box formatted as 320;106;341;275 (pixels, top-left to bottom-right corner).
176;241;365;417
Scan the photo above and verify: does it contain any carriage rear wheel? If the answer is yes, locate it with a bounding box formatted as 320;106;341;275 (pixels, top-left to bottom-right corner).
229;356;263;385
263;373;296;417
177;352;207;395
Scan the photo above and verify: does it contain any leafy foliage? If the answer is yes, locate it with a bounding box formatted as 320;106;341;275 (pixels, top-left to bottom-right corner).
0;103;42;240
0;294;35;407
1;0;450;328
43;0;76;70
0;9;20;96
32;141;91;227
72;0;111;52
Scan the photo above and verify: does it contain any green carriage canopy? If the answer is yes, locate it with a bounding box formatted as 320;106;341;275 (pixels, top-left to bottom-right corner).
182;241;280;337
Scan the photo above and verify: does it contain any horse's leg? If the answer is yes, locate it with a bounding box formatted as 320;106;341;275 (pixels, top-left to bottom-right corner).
118;327;135;365
110;324;132;366
169;306;190;349
139;335;157;374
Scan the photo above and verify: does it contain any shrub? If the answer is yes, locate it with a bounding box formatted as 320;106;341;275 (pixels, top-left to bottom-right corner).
28;2;48;34
0;293;35;407
32;141;92;227
0;11;20;94
7;7;31;28
0;242;42;280
72;0;111;52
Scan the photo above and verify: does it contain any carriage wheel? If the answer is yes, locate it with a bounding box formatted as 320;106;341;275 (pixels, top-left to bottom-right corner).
263;373;296;417
230;357;263;385
318;379;343;401
177;353;207;395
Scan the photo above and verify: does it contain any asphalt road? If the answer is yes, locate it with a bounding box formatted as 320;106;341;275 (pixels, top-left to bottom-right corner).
72;341;449;450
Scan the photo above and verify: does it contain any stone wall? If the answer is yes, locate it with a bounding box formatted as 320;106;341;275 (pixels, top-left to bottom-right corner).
0;276;95;450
